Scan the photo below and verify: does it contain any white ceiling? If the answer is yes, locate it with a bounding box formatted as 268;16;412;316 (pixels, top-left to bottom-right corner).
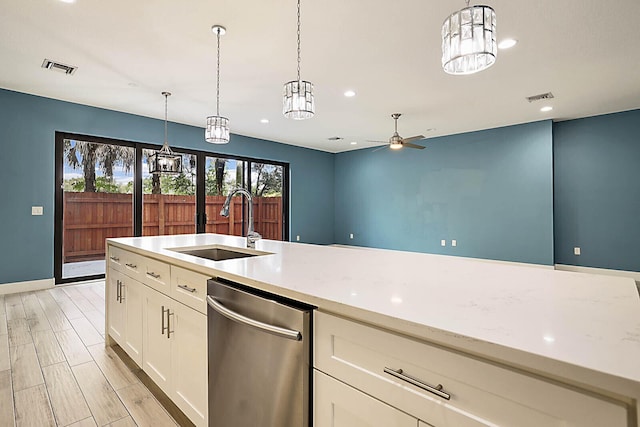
1;0;639;153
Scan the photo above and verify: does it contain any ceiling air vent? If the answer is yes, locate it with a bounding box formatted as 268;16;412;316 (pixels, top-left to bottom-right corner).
327;136;344;141
41;59;77;75
526;92;554;103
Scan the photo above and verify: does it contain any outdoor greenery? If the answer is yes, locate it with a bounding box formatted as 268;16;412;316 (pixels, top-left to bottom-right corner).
64;141;283;198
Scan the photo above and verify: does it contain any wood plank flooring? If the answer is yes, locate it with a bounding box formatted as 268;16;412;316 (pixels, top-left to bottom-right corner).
0;282;181;427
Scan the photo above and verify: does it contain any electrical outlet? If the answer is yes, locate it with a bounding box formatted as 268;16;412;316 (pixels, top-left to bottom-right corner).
31;206;43;216
441;239;446;247
574;247;581;256
349;233;354;239
452;239;457;247
296;235;300;241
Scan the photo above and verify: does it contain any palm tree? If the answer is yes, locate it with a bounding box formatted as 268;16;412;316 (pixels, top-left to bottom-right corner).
64;140;134;192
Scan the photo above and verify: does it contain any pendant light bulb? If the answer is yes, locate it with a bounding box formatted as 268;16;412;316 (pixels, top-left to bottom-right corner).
283;0;314;120
206;25;230;144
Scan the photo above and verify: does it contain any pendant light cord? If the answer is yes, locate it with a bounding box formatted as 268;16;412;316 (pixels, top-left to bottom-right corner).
164;92;168;144
216;29;221;116
296;0;301;82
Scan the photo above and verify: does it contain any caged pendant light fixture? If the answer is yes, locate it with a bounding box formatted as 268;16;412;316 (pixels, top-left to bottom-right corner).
442;1;497;75
149;92;182;175
206;25;230;144
283;0;314;119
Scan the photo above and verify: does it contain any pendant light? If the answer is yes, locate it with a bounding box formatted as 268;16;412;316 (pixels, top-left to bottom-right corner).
149;92;182;175
206;25;230;144
442;1;497;75
283;0;314;120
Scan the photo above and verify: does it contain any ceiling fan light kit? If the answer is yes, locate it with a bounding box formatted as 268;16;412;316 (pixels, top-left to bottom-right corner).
283;0;315;120
442;1;497;75
206;25;231;144
149;92;183;175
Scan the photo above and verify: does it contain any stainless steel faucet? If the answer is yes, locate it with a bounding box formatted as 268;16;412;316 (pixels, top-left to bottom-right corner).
220;188;262;248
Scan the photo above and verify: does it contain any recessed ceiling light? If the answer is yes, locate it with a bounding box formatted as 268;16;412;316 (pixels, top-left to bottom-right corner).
540;106;553;112
344;90;356;97
260;119;269;124
59;0;76;3
498;38;517;49
350;142;357;145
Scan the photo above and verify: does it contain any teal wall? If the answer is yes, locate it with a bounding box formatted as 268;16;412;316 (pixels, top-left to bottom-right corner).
0;88;335;284
554;109;640;272
334;121;555;265
1;86;637;285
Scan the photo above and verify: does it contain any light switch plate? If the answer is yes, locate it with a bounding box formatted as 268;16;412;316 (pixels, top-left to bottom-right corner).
349;233;354;239
32;206;43;216
452;239;457;247
574;247;581;255
441;239;446;247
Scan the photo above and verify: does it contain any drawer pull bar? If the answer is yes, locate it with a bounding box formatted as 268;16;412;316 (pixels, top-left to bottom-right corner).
125;263;137;269
110;256;120;262
383;367;451;400
147;272;161;279
178;284;197;293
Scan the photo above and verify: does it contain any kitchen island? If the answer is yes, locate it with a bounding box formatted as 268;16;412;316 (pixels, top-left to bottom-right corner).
106;233;640;427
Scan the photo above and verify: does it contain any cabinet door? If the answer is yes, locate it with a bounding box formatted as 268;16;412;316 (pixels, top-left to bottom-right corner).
314;370;417;427
170;301;208;427
107;268;126;346
142;285;172;394
123;277;143;366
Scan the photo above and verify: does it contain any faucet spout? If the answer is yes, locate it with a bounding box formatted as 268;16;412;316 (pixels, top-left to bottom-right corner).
220;188;262;248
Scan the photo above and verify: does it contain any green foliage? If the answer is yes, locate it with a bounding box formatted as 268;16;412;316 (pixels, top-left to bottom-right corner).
252;163;283;197
63;176;131;193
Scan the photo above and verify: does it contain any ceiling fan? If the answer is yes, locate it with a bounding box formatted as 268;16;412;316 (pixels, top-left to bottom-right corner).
369;113;425;150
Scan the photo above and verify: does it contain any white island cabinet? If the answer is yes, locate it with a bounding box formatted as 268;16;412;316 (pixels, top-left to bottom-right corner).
106;234;640;427
106;245;208;427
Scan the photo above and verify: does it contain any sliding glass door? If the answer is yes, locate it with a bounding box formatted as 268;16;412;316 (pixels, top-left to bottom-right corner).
142;149;198;236
55;132;289;284
56;136;135;282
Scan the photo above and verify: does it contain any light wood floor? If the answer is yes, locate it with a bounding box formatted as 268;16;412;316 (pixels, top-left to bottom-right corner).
0;281;183;427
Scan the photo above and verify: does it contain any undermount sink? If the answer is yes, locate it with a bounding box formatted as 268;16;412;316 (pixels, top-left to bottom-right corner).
168;245;270;262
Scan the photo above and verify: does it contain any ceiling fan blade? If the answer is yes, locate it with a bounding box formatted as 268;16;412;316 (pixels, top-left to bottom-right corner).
403;142;425;149
403;135;425;144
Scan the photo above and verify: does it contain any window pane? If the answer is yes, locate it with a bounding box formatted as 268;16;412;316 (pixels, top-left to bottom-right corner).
251;163;284;240
205;157;246;236
62;139;134;279
142;149;197;236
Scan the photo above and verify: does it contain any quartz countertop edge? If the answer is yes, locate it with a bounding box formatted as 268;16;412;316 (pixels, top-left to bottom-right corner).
106;234;640;398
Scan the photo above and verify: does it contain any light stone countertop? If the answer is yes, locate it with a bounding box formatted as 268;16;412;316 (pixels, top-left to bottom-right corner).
107;233;640;399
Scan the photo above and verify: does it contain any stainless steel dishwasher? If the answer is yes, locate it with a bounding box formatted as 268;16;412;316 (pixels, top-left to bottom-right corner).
206;278;313;427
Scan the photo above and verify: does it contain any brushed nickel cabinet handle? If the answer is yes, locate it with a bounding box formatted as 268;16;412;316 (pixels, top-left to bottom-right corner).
384;367;450;400
110;256;120;262
167;309;174;339
125;263;137;269
147;272;161;279
119;281;125;302
116;280;121;303
161;305;167;335
178;284;197;293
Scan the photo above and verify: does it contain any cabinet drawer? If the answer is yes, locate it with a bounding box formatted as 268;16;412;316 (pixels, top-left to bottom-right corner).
170;266;209;314
108;246;143;280
315;312;629;427
142;256;171;294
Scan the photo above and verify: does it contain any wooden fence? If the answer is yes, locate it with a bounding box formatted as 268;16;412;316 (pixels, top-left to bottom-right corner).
63;192;283;263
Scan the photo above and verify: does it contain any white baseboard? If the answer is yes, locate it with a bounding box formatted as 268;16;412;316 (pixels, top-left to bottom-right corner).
554;264;640;285
0;278;55;295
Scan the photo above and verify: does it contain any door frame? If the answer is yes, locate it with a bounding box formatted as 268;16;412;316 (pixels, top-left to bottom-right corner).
54;132;290;284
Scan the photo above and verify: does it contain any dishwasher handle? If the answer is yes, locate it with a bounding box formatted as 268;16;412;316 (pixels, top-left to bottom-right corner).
207;295;302;341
